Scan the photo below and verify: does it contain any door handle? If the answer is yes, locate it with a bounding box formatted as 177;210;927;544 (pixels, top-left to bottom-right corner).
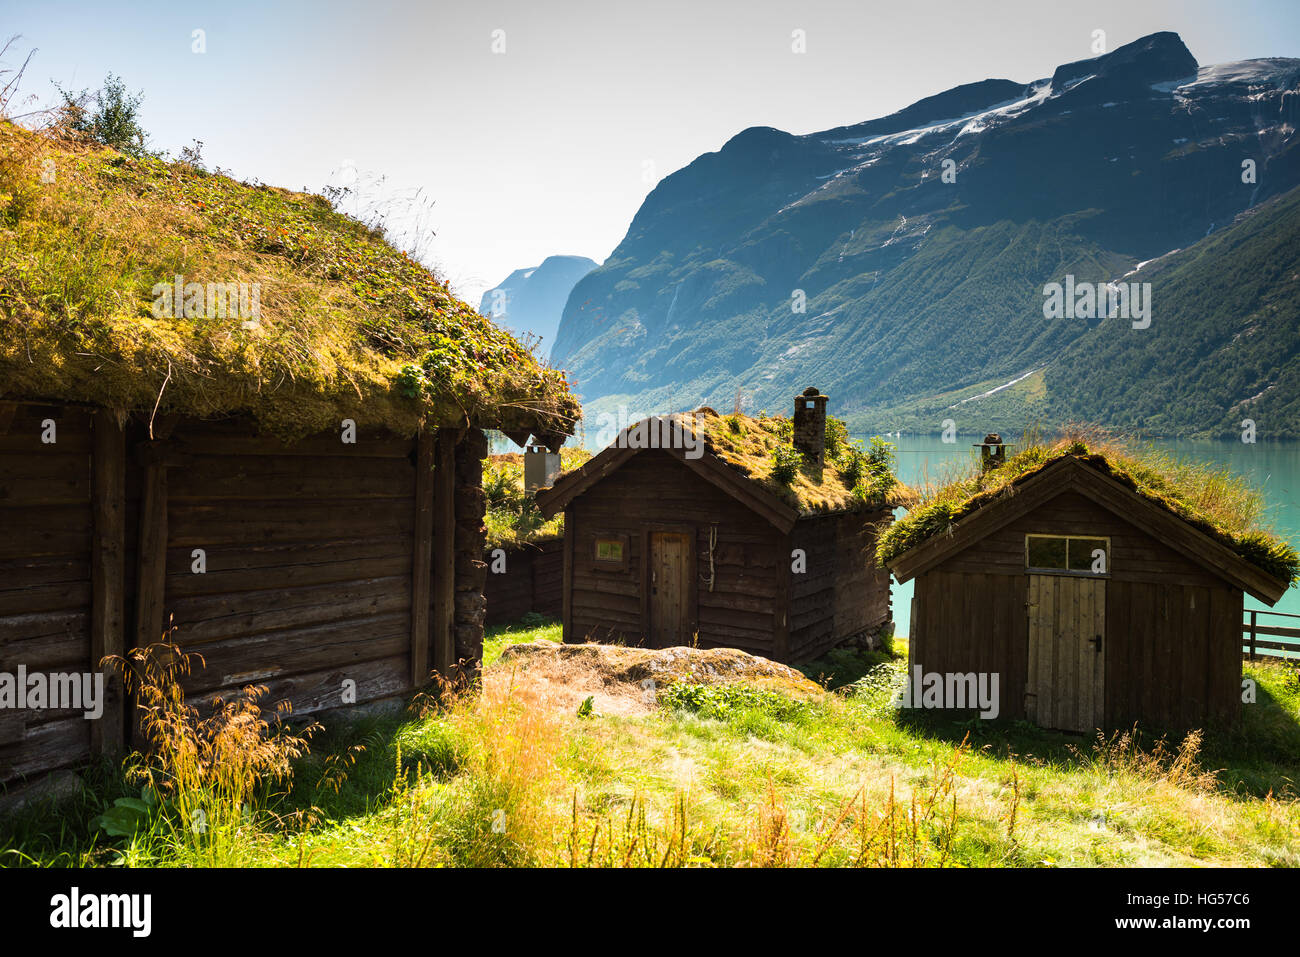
1089;634;1102;653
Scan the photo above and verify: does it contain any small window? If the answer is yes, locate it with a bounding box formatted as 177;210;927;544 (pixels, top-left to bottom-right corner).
593;535;629;570
1068;537;1109;572
1026;535;1109;575
1026;536;1067;570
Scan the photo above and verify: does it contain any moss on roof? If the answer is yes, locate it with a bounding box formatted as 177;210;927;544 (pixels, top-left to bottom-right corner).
579;410;911;516
698;411;907;513
877;434;1300;585
0;122;578;439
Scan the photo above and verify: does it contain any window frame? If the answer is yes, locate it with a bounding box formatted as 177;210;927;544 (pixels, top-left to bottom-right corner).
592;533;630;571
1024;533;1111;578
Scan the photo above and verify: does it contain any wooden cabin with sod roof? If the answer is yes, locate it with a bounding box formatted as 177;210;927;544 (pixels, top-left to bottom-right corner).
0;122;577;790
881;439;1296;734
535;390;903;664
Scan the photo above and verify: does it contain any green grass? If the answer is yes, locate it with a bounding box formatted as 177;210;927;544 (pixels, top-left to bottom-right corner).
3;621;1298;868
482;614;562;667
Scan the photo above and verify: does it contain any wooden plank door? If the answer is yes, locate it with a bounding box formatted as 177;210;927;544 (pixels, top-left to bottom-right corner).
648;532;690;647
1026;575;1105;732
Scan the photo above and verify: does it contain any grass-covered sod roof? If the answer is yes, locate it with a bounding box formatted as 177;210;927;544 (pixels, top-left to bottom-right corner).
655;410;909;514
876;432;1300;585
0;122;578;438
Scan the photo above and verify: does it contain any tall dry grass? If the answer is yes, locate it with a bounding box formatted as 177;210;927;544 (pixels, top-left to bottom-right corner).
107;638;317;864
1074;725;1219;792
434;668;570;866
807;741;967;867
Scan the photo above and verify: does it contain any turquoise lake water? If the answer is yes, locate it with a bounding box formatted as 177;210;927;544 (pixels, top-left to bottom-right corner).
884;435;1300;639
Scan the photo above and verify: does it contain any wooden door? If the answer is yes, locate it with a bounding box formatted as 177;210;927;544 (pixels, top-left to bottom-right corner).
648;532;690;647
1026;575;1106;732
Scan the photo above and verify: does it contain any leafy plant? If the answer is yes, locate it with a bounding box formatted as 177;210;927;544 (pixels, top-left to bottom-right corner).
103;634;318;864
55;73;152;157
770;443;802;485
657;682;813;723
94;787;160;837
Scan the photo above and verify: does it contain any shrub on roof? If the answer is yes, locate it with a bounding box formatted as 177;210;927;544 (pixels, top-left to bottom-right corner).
54;73;151;158
618;410;911;514
770;443;802;485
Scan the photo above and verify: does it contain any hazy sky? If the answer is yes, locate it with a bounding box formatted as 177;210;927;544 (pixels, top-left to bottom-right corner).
7;0;1300;305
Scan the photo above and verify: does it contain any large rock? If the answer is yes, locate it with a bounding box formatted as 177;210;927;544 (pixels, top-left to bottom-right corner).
495;640;822;717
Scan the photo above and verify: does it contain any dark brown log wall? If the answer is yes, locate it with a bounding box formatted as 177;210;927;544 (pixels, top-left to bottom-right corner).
484;538;563;627
789;509;892;661
564;450;784;655
0;408;491;786
157;418;416;718
0;404;95;783
452;428;488;675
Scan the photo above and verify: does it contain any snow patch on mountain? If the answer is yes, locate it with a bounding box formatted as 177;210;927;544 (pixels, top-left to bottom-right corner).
1153;58;1300;93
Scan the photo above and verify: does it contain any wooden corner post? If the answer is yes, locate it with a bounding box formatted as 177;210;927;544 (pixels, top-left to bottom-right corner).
561;511;574;644
134;457;169;653
131;417;181;744
431;429;458;676
410;428;435;685
91;410;126;755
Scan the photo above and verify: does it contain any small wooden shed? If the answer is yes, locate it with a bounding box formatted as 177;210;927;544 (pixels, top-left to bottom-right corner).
0;123;578;788
886;450;1291;733
535;394;898;663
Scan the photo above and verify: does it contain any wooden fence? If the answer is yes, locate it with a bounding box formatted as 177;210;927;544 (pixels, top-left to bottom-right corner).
1243;608;1300;660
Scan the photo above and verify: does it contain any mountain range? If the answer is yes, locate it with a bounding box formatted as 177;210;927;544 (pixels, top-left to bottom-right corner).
479;255;597;360
548;32;1300;438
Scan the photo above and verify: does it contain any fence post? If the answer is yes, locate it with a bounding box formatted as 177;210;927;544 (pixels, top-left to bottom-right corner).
1248;610;1257;660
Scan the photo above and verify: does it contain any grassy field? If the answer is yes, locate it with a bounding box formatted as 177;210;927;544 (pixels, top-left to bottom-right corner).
2;618;1298;868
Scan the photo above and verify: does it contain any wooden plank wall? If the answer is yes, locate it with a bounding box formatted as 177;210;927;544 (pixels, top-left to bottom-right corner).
936;490;1225;588
532;540;563;620
483;538;564;627
0;412;495;785
913;489;1244;729
155;419;416;718
1104;580;1241;729
450;428;489;674
0;405;96;783
910;568;1030;719
789;510;892;661
565;451;783;654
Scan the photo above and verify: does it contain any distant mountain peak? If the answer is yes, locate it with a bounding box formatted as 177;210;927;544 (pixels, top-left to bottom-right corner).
551;32;1300;439
819;78;1029;143
480;255;598;360
1050;30;1197;91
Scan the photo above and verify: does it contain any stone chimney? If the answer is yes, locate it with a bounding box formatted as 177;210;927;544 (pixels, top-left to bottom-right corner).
975;433;1006;473
792;387;828;482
